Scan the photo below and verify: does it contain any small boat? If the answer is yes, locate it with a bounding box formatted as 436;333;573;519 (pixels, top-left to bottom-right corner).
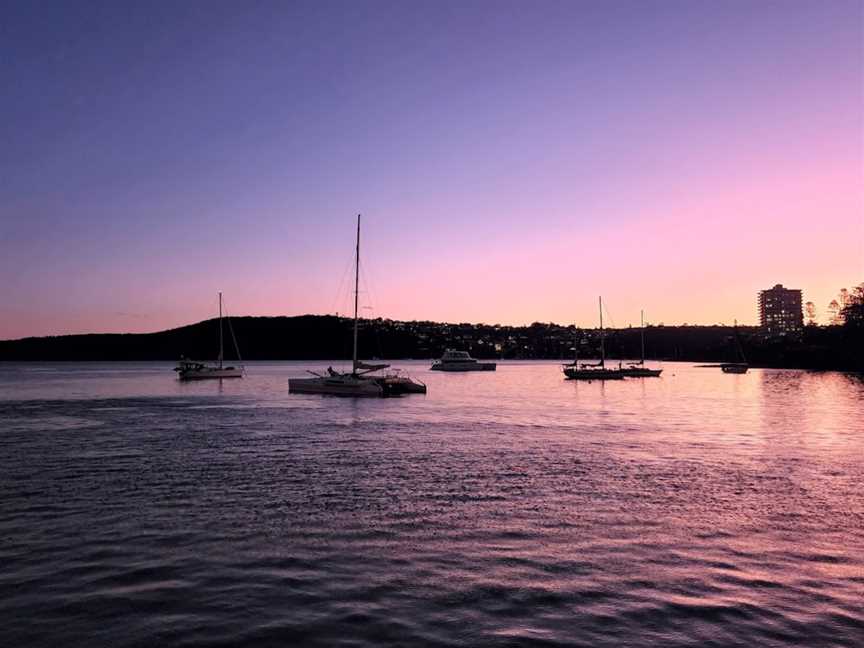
376;367;428;394
721;320;749;374
563;297;625;380
175;359;244;380
620;310;662;378
431;350;496;372
288;215;426;397
174;292;244;380
564;363;625;380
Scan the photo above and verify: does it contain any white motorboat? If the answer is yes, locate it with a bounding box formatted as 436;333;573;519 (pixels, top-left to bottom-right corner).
430;350;496;371
175;292;244;380
288;215;426;397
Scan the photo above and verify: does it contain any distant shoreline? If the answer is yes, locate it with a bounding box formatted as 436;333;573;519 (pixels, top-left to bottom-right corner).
1;359;857;374
1;315;860;372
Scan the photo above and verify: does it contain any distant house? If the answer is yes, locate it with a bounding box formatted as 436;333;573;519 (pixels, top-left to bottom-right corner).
758;284;803;337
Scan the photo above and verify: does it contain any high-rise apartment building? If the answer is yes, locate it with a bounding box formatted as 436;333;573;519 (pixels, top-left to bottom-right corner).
758;284;803;336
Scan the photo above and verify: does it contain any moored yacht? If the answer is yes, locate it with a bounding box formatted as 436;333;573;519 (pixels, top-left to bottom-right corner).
431;350;496;371
563;362;625;380
174;293;244;380
563;297;624;380
376;367;428;394
288;215;426;397
720;320;749;374
289;366;384;397
175;359;244;380
619;310;662;378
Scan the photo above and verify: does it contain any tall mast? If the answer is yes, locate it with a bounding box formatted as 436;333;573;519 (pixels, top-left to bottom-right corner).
352;214;360;373
640;309;645;365
599;296;605;368
733;318;746;363
218;292;223;369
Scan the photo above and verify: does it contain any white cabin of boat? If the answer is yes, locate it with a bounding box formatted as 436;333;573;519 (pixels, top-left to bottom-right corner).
431;349;496;371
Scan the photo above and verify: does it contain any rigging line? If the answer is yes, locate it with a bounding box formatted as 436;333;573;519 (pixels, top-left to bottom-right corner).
333;244;361;373
330;250;355;317
355;261;384;359
602;301;617;330
220;296;244;366
358;260;379;320
357;216;378;318
353;215;384;358
359;260;386;359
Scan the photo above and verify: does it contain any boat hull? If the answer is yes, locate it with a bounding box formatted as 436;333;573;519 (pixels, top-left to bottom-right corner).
721;364;749;374
620;368;663;377
376;375;427;394
288;376;384;397
177;368;243;380
430;362;496;372
563;367;625;380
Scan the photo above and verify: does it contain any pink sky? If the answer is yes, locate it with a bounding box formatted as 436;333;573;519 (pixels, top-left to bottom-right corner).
1;1;861;339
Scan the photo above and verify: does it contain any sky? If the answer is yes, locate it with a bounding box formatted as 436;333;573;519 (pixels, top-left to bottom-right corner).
1;0;862;339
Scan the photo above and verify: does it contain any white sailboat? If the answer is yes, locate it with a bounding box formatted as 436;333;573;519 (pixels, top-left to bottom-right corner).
174;292;244;380
289;215;426;397
563;297;624;380
620;310;662;377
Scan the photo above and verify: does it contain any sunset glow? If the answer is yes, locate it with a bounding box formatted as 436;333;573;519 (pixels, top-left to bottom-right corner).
1;1;861;339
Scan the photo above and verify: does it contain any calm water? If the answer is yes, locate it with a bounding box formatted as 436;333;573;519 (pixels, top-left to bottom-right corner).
1;361;862;647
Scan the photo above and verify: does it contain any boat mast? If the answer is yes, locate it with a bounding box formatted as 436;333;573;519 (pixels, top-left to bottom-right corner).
640;309;645;366
733;319;746;363
218;291;224;369
599;296;605;369
352;214;360;374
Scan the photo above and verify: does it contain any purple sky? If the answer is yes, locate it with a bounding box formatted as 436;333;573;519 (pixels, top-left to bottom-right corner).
1;1;862;339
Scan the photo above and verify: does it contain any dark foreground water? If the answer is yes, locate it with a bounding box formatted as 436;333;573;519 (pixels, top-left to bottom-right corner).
1;361;862;647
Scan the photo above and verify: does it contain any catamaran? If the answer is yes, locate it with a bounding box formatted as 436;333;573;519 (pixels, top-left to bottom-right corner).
563;297;624;380
288;215;426;397
620;310;662;377
174;292;244;380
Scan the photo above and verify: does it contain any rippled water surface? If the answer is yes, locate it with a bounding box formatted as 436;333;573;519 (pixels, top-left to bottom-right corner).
1;361;862;647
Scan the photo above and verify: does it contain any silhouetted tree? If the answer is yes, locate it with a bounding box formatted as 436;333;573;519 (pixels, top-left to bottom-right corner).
841;284;864;329
827;299;843;326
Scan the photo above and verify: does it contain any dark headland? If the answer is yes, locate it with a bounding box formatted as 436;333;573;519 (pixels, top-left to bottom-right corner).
1;316;861;371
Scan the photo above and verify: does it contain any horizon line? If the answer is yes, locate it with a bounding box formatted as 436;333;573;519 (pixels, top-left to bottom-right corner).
0;312;773;343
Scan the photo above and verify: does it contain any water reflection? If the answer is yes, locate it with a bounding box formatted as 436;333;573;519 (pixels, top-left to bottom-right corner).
0;362;862;647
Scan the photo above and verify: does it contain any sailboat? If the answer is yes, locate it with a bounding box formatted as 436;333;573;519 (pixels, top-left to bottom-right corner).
620;310;662;377
288;215;426;397
563;297;624;380
174;292;244;380
721;320;749;374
